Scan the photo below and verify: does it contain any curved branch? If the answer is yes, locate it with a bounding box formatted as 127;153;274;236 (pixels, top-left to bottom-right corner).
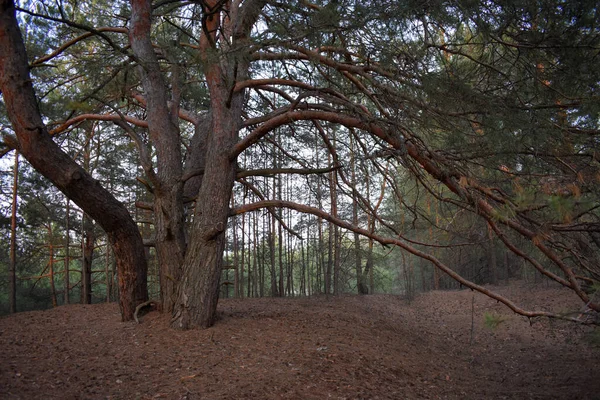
32;27;128;67
237;165;339;179
234;78;316;92
230;108;595;310
236;178;303;240
231;200;598;324
49;113;148;136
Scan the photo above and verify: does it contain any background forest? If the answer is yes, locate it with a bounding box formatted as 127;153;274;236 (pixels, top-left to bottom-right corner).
0;0;599;327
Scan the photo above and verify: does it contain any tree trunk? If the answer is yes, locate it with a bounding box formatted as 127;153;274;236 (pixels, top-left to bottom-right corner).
317;217;324;294
350;137;367;295
171;129;237;328
81;214;95;304
270;215;278;297
171;2;247;325
64;199;70;304
487;223;498;285
278;214;284;297
0;1;147;321
47;225;58;308
239;211;246;298
105;242;112;302
9;150;18;313
232;206;240;298
129;0;186;313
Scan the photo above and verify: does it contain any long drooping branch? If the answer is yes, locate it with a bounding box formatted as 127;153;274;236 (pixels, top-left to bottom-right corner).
231;200;598;324
232;107;598;310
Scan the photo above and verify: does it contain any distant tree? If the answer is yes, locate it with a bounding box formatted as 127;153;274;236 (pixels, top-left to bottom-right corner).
9;151;18;313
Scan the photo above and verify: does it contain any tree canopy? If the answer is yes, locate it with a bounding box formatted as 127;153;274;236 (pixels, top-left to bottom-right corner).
1;0;599;328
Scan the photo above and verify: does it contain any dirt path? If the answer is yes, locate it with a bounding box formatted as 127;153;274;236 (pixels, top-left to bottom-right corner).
1;283;598;399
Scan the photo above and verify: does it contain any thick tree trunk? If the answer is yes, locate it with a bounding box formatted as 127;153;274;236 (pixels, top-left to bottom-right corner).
154;196;186;312
169;0;266;327
171;125;237;328
171;32;241;327
0;1;148;320
129;0;187;313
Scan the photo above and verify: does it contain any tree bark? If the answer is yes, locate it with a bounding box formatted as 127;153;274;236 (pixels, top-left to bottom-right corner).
170;0;266;328
64;199;70;304
270;214;278;297
350;136;367;295
47;225;58;307
9;150;18;313
171;116;238;327
129;0;186;313
81;214;95;304
105;242;112;302
0;1;148;320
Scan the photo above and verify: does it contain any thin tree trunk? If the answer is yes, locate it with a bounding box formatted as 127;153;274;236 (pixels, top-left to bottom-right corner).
105;242;112;302
300;232;306;296
350;136;367;295
231;196;239;298
270;213;278;297
64;199;70;304
9;150;18;313
278;209;284;297
365;236;374;294
259;214;265;297
252;218;258;297
333;222;340;294
488;223;498;285
81;214;95;304
240;210;245;298
253;213;260;297
328;133;341;295
326;222;333;295
317;217;324;294
47;225;58;307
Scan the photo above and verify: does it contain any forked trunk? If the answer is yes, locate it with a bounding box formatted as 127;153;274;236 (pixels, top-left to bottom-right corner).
171;134;237;329
169;0;263;329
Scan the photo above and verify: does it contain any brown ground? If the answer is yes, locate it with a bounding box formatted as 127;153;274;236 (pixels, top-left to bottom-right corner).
1;282;599;400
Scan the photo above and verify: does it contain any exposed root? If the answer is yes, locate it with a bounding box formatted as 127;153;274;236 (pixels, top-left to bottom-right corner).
134;300;159;324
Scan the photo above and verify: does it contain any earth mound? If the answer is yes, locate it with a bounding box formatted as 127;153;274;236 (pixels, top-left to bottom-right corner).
1;282;598;399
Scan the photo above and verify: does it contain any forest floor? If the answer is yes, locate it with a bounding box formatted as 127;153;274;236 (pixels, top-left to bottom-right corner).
1;281;599;400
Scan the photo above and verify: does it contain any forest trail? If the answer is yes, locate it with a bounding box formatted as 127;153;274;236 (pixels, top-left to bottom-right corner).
1;282;599;399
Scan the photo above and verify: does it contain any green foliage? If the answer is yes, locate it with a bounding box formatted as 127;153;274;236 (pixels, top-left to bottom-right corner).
483;312;508;329
3;0;599;320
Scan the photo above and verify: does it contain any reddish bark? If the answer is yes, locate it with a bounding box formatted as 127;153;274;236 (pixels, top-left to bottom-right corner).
171;0;267;329
0;0;147;320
